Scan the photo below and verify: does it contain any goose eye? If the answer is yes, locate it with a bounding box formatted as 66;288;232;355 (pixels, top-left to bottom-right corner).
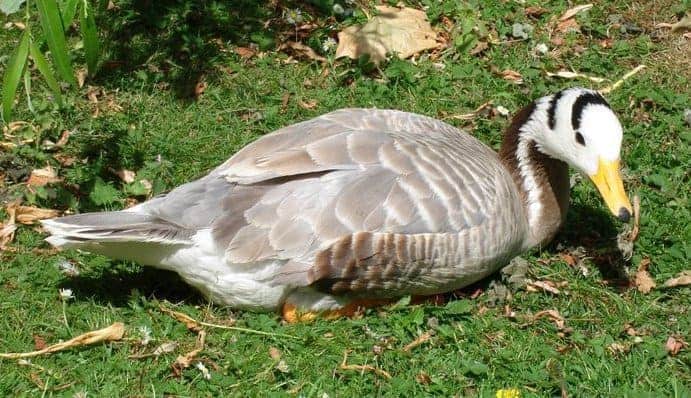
575;131;586;146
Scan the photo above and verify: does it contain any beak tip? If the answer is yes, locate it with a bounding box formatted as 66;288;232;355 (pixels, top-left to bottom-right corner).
618;207;631;223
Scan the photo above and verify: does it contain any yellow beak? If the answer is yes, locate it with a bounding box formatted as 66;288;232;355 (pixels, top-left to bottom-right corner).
588;158;633;222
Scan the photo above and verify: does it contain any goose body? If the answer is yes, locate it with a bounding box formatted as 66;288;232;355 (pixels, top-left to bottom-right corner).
42;88;632;319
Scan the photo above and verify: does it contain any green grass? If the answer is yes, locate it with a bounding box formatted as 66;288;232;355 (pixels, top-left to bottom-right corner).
1;1;690;396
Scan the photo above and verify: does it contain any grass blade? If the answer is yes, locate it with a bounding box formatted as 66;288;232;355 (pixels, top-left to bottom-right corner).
60;0;79;29
1;30;30;122
36;0;76;86
80;0;99;76
29;40;63;106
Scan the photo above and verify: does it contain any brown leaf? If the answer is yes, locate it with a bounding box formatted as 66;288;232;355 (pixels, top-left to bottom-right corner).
634;258;656;294
558;4;593;21
335;6;440;65
470;40;489;56
234;46;256;59
27;165;62;187
533;309;565;330
665;336;687;356
115;169;136;184
526;280;565;295
279;41;326;63
415;371;432;385
500;69;523;84
0;202;18;249
172;330;206;376
662;270;691;288
556;18;580;34
33;335;47;351
560;253;576;266
298;99;318;109
15;206;61;225
0;322;125;359
525;6;548;18
76;68;87;88
269;346;282;360
55;130;71;147
194;81;207;99
608;342;629;355
53;153;76;167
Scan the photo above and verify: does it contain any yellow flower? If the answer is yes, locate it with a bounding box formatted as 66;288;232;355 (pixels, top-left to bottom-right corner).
496;389;521;398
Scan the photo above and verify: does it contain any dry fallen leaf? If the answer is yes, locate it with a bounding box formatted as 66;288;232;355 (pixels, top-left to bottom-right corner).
116;169;136;184
526;280;566;295
525;6;548;18
298;99;318;109
279;41;326;63
559;4;593;21
416;371;432;385
194;81;207;99
335;6;439;65
500;69;524;84
533;309;566;330
32;335;47;351
0;203;18;249
0;322;125;359
608;342;629;355
555;18;580;34
234;46;256;59
159;306;203;332
172;330;206;376
269;346;282;361
27;165;63;187
663;270;691;288
634;258;656;294
665;336;687;356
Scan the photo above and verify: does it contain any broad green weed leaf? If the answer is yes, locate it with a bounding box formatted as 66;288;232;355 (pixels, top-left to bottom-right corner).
2;30;30;122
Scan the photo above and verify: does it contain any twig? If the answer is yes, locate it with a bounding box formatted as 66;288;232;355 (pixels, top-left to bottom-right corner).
629;195;641;242
447;100;493;120
0;323;125;359
599;65;646;94
402;331;434;352
547;70;606;83
160;306;302;340
339;350;392;379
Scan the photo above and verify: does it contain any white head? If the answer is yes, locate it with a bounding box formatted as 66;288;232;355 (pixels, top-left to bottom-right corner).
522;87;633;221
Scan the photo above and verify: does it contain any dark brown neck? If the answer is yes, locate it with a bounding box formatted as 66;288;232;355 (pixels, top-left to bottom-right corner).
499;103;571;248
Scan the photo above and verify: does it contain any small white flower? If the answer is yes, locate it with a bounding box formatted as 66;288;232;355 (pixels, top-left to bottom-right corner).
285;8;303;25
332;3;344;14
496;105;510;116
196;362;211;379
58;288;74;301
535;43;549;55
138;326;152;346
322;37;337;52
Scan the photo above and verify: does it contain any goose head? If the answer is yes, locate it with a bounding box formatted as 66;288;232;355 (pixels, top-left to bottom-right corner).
522;87;633;222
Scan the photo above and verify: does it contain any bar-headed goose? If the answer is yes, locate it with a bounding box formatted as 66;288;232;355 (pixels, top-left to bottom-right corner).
42;87;633;322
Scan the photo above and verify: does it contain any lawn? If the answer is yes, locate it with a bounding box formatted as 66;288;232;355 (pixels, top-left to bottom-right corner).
1;1;689;396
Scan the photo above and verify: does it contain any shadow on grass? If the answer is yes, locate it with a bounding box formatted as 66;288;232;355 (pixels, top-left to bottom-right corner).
97;0;330;99
61;265;204;307
556;201;630;284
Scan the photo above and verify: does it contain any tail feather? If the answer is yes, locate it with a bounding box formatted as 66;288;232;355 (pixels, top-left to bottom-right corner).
41;211;194;249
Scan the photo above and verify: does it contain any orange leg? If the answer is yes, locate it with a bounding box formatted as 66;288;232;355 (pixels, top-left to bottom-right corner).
281;298;393;323
281;294;448;323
